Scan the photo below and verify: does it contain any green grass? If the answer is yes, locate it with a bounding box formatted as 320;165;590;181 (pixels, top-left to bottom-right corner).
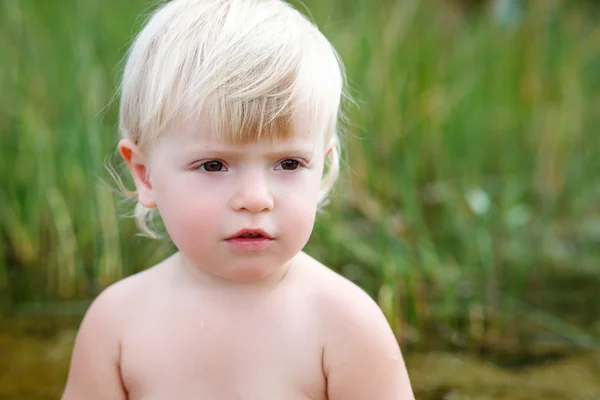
2;0;600;348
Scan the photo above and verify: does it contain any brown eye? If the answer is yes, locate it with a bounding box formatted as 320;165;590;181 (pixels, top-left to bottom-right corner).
201;160;224;172
278;159;300;171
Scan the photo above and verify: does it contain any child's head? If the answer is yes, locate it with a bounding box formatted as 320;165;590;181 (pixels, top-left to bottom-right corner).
117;0;346;281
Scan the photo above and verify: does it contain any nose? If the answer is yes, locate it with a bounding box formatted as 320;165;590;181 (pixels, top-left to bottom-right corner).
229;171;274;213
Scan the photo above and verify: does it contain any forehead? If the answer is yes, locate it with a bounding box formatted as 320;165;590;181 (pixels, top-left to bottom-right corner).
157;113;321;155
163;105;321;148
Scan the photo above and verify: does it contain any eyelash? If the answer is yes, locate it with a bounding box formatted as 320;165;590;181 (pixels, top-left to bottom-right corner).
275;159;304;171
194;159;307;172
197;160;227;172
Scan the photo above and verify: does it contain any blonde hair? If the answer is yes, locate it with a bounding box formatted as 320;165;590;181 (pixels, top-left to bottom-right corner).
118;0;347;237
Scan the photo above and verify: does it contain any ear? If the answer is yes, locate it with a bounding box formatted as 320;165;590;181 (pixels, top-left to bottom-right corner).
118;139;157;209
325;137;337;157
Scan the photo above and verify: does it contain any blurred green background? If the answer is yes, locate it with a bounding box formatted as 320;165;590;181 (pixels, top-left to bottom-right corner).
2;0;600;398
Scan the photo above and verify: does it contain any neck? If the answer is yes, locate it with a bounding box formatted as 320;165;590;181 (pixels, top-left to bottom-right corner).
174;251;295;298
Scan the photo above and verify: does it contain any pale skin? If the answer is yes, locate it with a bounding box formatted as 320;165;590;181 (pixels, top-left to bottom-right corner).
62;115;415;399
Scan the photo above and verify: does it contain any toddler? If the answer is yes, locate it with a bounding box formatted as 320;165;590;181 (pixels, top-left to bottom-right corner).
62;0;415;398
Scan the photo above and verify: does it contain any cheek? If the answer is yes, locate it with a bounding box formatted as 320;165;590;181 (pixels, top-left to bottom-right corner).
284;198;317;228
152;173;224;241
274;171;321;238
278;194;317;254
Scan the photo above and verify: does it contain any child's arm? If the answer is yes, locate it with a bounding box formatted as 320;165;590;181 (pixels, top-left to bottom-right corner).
62;285;128;400
322;285;415;400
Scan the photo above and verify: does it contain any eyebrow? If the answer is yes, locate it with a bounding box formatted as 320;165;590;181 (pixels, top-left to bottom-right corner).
186;144;317;159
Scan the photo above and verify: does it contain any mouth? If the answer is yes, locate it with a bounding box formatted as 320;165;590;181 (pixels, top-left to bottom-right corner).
226;228;274;241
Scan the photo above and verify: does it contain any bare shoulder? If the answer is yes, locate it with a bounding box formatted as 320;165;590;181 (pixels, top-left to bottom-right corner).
98;257;169;305
296;252;390;328
76;263;159;328
296;252;415;400
78;260;168;341
61;260;169;399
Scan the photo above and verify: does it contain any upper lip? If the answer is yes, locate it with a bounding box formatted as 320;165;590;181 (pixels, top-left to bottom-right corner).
226;228;273;240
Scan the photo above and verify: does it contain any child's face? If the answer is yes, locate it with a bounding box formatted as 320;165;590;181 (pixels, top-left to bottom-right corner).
122;115;328;283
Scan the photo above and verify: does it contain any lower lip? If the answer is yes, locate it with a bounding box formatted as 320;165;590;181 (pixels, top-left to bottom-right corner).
225;237;273;251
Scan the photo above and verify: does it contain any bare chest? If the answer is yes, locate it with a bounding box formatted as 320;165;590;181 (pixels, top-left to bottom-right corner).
119;300;326;400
